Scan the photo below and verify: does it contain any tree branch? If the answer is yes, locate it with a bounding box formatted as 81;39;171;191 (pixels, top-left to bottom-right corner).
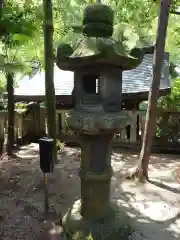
170;10;180;15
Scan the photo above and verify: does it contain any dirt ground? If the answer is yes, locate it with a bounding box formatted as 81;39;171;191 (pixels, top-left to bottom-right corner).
0;143;180;240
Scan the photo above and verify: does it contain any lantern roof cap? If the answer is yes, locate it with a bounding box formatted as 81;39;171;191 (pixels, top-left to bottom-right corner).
56;3;144;71
56;37;143;71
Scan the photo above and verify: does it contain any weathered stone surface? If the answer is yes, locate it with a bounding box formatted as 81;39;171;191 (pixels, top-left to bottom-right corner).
78;133;113;221
56;3;143;240
66;110;131;134
82;4;114;37
57;38;143;71
62;200;133;240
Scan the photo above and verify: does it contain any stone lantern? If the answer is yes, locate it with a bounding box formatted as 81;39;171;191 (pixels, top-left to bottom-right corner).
56;3;143;240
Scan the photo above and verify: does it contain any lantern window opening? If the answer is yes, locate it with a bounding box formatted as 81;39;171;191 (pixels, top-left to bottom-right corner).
82;75;100;94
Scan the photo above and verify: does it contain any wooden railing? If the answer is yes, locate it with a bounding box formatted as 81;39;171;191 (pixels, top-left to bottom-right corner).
0;109;180;152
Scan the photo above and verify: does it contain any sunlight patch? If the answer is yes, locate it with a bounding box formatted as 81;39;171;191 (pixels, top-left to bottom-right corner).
131;201;179;221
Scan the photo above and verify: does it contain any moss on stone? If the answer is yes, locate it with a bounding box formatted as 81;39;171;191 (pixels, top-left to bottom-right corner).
57;44;73;61
62;200;134;240
82;4;114;37
83;23;113;38
66;110;131;135
56;37;143;71
83;4;114;26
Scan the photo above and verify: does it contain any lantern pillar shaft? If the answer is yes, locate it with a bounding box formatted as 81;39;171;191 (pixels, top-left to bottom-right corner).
80;134;112;220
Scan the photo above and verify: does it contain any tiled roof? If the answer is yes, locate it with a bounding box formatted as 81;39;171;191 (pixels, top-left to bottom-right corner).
14;53;170;97
122;53;169;93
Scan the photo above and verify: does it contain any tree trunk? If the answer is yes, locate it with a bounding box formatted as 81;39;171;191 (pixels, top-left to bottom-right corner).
0;0;4;19
130;0;171;182
6;72;14;156
43;0;57;163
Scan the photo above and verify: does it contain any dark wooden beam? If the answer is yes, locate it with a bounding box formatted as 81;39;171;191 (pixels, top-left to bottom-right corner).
13;88;170;109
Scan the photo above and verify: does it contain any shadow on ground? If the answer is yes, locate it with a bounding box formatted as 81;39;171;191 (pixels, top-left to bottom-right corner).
0;144;180;239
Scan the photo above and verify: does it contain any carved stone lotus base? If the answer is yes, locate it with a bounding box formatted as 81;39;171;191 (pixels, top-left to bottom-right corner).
65;110;131;135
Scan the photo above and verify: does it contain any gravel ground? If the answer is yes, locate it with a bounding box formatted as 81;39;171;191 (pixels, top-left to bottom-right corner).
0;143;180;239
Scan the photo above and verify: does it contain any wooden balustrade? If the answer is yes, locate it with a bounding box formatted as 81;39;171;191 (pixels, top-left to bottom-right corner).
0;108;179;152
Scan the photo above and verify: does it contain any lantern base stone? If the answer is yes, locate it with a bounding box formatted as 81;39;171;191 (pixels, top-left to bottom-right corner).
61;199;133;240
